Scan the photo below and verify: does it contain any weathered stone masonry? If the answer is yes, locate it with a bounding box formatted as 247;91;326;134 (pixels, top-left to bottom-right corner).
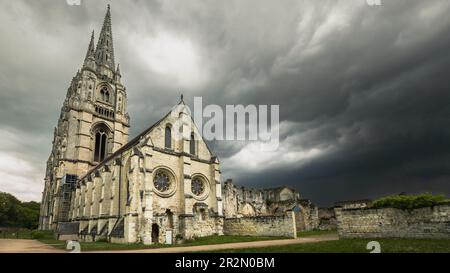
224;211;297;238
223;180;319;232
336;204;450;239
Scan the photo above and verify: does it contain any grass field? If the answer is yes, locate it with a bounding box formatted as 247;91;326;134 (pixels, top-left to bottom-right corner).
209;238;450;253
29;230;450;253
0;230;36;240
38;234;289;251
297;230;337;237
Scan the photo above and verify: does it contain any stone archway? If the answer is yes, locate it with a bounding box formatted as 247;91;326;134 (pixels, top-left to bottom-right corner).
151;224;160;244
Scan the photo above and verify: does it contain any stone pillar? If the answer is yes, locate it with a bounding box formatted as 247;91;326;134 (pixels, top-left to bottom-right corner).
182;157;193;215
124;153;140;243
142;149;154;245
288;210;297;239
212;158;223;216
179;215;195;240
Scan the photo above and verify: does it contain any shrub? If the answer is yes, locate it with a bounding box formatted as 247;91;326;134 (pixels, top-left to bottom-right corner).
372;193;448;210
31;230;55;240
96;237;109;243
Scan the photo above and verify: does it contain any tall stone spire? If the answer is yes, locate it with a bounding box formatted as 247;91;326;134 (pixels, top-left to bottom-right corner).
83;30;96;68
95;5;115;70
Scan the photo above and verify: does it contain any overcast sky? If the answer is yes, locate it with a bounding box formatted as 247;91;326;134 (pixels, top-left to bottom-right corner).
0;0;449;206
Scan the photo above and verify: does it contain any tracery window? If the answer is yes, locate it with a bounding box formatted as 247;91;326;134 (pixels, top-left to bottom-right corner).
100;86;110;103
94;129;107;162
154;171;171;193
191;178;205;196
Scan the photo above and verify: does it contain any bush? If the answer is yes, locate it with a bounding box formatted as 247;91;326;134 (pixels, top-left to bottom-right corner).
95;237;109;243
31;230;54;240
372;193;448;210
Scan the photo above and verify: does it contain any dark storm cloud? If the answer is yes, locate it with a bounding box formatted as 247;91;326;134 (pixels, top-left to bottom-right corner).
0;0;449;205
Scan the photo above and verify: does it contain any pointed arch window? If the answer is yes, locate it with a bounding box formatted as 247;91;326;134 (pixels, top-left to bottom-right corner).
94;129;108;162
165;126;172;149
100;86;110;103
190;133;196;155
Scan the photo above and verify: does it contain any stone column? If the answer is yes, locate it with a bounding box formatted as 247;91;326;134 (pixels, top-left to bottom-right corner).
142;149;154;245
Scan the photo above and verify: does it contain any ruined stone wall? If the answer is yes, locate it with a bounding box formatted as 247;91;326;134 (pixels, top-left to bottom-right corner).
223;180;302;217
295;200;319;231
318;208;337;231
222;180;319;232
336;204;450;239
223;211;297;238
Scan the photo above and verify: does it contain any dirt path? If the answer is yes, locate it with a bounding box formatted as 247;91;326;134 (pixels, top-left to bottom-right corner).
95;234;339;253
0;239;64;253
0;235;339;253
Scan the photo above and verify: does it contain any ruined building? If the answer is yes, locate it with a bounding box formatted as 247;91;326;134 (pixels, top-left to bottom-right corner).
223;180;319;232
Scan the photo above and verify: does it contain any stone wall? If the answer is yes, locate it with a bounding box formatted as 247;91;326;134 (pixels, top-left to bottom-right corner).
223;211;297;238
222;180;318;231
318;208;337;231
295;200;319;231
336;204;450;239
223;180;300;218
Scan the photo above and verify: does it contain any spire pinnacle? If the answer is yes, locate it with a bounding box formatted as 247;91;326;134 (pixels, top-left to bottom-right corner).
116;63;121;75
83;30;95;67
95;5;115;69
179;94;185;105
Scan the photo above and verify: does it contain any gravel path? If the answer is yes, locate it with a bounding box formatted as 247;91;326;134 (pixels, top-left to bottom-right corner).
0;239;65;253
0;234;339;253
95;234;339;253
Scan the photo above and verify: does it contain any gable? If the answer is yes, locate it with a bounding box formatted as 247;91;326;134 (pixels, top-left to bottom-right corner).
145;105;214;161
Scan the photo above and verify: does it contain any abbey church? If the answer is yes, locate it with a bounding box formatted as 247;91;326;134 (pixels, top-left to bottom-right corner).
39;6;319;244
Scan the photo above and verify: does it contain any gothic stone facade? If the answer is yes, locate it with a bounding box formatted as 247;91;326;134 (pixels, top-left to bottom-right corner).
40;6;129;231
40;6;314;244
39;6;223;244
72;107;224;244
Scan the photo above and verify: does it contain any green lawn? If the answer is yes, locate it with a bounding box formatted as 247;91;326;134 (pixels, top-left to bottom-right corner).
38;235;289;251
209;238;450;253
297;229;337;238
0;230;35;240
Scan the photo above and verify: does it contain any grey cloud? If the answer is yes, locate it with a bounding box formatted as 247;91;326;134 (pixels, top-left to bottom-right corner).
0;0;449;205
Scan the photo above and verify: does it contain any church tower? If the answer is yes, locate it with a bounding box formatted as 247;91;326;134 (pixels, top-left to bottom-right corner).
40;5;130;231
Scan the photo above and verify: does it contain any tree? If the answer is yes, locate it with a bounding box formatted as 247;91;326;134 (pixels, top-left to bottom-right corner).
0;192;41;229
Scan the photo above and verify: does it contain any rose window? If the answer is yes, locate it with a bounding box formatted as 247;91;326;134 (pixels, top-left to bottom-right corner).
191;178;205;196
154;171;171;192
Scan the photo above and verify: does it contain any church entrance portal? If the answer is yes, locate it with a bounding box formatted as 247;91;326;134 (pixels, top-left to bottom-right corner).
151;224;159;244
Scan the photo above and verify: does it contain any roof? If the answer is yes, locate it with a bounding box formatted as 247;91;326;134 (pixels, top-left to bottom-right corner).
79;100;218;181
79;111;170;181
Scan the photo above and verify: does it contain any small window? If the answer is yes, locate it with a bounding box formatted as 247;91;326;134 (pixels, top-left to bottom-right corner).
190;133;196;155
165;126;172;149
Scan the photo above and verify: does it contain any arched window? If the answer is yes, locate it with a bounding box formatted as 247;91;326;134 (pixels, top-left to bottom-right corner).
94;129;108;162
190;133;196;155
165;126;172;149
100;86;110;103
199;208;207;221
